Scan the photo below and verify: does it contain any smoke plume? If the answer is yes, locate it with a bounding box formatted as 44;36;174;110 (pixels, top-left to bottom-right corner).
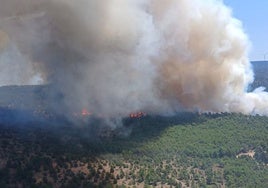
1;0;268;118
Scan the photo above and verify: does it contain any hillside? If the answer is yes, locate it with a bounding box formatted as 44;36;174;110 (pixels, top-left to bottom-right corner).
0;61;267;188
0;113;267;187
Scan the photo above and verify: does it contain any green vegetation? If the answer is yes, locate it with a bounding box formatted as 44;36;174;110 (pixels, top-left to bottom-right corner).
0;113;267;187
0;61;267;187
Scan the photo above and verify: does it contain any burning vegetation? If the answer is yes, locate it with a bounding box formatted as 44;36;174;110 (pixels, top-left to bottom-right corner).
0;0;268;120
129;112;146;119
0;0;268;187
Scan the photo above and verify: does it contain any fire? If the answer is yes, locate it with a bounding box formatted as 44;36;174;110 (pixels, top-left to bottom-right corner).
81;108;92;116
129;112;146;119
73;108;146;119
73;108;92;117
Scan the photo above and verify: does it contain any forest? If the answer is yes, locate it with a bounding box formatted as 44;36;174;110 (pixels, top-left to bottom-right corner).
0;112;267;187
0;61;267;188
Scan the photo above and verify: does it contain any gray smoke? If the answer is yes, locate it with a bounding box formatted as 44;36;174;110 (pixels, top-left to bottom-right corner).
1;0;268;118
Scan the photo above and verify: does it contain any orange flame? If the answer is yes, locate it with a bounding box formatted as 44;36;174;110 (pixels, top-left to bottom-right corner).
81;108;92;116
129;112;146;119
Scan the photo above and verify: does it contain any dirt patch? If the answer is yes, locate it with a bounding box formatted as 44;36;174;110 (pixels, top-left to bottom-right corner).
236;150;255;159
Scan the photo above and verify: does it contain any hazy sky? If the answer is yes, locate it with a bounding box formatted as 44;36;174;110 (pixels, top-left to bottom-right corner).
224;1;268;61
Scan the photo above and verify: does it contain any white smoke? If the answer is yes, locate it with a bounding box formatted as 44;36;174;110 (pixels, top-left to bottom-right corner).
1;0;268;117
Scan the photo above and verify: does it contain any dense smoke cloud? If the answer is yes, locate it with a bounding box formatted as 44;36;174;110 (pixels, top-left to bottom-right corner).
1;0;268;117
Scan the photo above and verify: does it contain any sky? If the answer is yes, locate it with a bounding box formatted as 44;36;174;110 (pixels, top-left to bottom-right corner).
223;0;268;61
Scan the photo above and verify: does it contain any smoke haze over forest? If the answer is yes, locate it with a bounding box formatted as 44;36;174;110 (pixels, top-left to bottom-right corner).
1;0;268;118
